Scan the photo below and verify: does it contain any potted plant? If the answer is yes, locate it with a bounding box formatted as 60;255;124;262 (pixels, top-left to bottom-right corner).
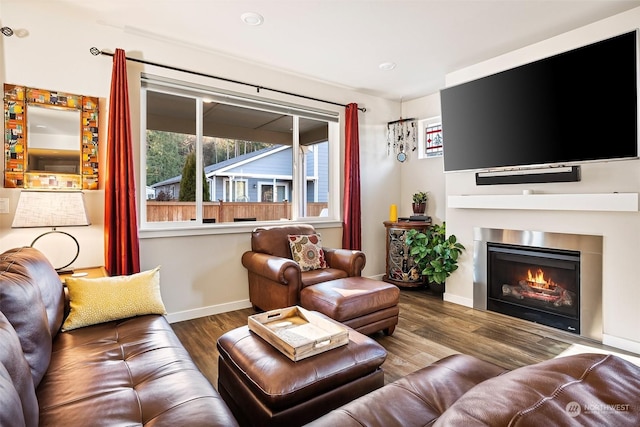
412;191;428;215
405;222;465;293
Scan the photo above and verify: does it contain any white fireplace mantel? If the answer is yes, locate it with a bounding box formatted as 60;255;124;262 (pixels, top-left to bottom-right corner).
448;193;639;212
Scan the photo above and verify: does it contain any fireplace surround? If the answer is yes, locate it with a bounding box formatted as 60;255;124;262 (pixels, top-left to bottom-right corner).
473;228;603;341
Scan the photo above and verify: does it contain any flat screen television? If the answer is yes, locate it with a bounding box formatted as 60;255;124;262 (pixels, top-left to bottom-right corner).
440;30;638;173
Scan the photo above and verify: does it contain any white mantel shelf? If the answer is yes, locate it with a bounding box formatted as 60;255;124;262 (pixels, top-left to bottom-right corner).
448;193;639;212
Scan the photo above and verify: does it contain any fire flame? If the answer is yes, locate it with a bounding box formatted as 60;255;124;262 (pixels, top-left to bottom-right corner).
527;268;552;287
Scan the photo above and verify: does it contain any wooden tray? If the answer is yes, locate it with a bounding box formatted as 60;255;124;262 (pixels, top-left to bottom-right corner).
248;306;349;361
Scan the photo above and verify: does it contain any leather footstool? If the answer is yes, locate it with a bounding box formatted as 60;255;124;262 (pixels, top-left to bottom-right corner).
300;277;400;336
217;317;387;427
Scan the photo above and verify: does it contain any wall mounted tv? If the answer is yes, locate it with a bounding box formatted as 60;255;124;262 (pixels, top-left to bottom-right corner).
440;30;638;173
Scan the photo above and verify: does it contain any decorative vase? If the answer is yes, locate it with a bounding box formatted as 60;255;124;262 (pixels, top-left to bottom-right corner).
412;202;426;215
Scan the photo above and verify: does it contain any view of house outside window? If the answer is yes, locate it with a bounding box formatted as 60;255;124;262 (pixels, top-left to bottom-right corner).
140;77;338;227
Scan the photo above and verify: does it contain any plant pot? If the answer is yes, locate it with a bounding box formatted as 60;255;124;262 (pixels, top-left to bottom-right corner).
412;202;426;215
427;281;445;294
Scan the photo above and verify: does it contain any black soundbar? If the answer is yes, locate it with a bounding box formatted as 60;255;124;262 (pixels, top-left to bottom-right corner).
475;166;581;185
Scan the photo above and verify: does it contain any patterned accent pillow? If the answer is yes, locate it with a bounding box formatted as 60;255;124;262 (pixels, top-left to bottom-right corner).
62;266;166;331
288;234;328;271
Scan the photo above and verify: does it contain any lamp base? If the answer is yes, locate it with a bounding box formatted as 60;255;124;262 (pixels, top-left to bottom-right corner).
30;229;80;272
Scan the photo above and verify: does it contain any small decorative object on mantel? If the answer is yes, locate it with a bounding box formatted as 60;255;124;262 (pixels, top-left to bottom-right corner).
389;204;398;222
412;191;428;215
387;117;417;162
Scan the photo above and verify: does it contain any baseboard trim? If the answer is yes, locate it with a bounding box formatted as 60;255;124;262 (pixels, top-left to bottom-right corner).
166;275;386;324
166;299;252;324
602;334;640;356
443;293;473;308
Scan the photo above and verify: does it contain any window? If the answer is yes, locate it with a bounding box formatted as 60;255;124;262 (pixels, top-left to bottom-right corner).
224;178;248;202
258;181;289;202
140;75;339;229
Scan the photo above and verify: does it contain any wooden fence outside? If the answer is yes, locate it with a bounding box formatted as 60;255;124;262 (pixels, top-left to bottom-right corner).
146;201;327;223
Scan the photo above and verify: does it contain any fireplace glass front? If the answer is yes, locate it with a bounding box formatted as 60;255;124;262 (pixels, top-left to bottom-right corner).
487;243;580;334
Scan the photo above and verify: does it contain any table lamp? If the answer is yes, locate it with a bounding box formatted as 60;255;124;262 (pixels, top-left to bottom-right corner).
11;190;90;273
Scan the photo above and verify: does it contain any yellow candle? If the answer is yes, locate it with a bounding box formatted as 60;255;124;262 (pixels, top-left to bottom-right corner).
389;204;398;222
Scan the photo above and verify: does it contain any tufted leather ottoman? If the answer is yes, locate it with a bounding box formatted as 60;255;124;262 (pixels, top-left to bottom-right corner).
300;277;400;336
217;316;387;427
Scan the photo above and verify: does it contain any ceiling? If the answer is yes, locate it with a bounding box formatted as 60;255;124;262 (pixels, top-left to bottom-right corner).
60;0;640;101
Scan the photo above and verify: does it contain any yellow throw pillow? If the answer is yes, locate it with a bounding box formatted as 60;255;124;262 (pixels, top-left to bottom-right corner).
62;266;166;332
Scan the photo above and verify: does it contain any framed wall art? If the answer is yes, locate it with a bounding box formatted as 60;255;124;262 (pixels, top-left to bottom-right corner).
4;84;99;190
417;116;443;159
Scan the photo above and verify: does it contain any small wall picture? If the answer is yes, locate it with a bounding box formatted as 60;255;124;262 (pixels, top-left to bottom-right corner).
418;116;443;159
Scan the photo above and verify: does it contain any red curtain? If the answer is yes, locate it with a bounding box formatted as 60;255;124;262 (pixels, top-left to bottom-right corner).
342;103;362;250
104;48;140;276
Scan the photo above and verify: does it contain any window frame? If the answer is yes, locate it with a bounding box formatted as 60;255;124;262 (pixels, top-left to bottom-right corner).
139;75;342;238
223;178;249;202
257;181;290;202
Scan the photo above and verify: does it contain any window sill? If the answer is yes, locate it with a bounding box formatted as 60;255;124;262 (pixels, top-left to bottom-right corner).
138;219;343;239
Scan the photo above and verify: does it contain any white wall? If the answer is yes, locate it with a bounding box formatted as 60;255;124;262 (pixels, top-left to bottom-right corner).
439;8;640;354
400;94;446;223
0;0;401;320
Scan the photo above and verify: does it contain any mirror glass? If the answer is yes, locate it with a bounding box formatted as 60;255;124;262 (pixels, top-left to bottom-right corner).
26;104;81;173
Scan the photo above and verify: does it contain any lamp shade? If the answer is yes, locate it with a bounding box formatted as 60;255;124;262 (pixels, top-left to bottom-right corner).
11;191;90;228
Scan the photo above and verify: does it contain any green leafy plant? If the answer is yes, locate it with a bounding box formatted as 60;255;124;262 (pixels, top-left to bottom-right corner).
405;222;465;285
412;191;428;204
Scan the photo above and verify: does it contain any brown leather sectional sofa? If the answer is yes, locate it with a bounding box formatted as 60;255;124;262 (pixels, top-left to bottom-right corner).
0;246;238;427
3;245;640;426
307;351;640;427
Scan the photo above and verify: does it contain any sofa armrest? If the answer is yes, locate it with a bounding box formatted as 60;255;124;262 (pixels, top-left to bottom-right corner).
241;251;302;285
323;248;366;277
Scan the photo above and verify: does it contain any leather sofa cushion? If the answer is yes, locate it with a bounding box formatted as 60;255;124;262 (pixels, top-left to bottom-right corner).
251;224;317;259
306;353;508;427
300;277;400;322
434;353;640;426
37;314;238;427
0;366;28;427
301;267;348;287
0;247;64;387
0;311;39;427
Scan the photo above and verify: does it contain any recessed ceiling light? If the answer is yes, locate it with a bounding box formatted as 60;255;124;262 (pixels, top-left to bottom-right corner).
379;62;397;71
241;12;264;26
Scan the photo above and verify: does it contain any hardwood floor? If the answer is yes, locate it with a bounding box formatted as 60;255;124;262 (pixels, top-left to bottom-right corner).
171;288;633;387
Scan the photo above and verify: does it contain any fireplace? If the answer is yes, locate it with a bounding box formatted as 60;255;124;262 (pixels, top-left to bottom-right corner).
487;243;580;333
473;228;603;341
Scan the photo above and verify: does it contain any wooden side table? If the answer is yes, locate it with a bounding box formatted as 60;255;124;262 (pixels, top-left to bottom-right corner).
383;220;431;288
58;266;108;283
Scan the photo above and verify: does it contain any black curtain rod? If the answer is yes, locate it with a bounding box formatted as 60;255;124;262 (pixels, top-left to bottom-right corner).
387;117;416;126
90;48;366;112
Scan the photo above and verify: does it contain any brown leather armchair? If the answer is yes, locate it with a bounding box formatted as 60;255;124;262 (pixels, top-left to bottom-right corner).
241;224;366;311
